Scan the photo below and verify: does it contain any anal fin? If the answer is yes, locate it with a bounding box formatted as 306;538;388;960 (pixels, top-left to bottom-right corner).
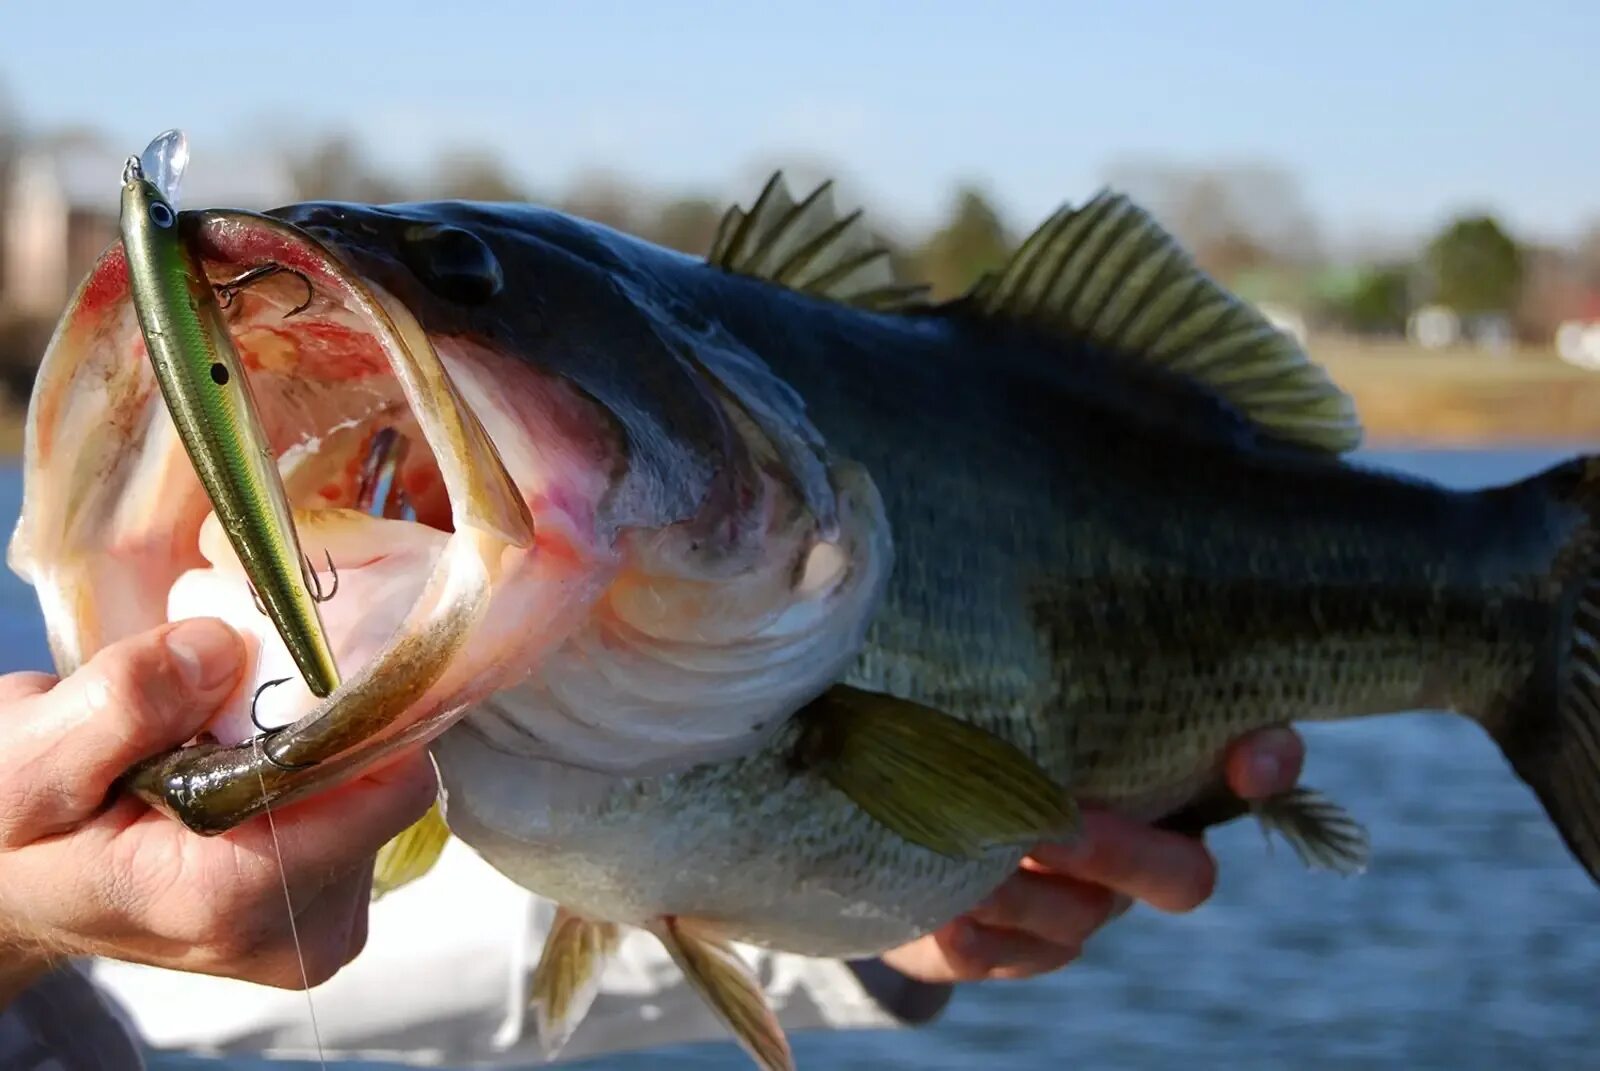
528;907;621;1057
796;685;1077;858
372;799;451;900
650;917;794;1071
1253;786;1370;875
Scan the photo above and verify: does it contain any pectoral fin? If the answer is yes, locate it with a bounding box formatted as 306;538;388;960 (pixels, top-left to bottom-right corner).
528;907;621;1057
1253;786;1370;875
650;917;794;1071
796;685;1077;858
372;800;451;899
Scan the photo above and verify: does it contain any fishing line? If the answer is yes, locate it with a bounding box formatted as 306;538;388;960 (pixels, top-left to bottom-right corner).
254;756;329;1070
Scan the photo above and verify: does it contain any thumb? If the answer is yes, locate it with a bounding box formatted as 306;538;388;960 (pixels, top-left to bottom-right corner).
0;618;245;849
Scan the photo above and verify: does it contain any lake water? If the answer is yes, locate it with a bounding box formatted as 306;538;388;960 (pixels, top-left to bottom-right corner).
3;448;1598;1070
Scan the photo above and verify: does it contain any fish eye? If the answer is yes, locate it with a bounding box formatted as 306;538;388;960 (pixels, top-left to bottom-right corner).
400;223;504;305
210;363;229;385
149;201;175;229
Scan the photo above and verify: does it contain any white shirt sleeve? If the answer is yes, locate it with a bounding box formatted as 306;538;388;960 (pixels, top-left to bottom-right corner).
87;839;949;1066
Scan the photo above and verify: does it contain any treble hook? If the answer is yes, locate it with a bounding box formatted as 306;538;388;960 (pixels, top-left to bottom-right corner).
303;549;339;603
248;552;338;609
250;677;315;771
214;263;316;318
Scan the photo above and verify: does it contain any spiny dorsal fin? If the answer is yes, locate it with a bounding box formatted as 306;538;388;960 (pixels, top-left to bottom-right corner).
966;190;1362;454
710;172;928;311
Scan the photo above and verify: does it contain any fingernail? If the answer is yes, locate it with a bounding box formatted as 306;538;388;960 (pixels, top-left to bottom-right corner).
1250;749;1282;787
166;619;242;693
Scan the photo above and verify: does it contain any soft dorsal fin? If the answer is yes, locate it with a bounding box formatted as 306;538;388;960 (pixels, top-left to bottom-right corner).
966;190;1362;454
709;172;928;311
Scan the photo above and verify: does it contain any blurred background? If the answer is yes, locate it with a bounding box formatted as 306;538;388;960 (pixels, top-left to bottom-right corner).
2;3;1598;1068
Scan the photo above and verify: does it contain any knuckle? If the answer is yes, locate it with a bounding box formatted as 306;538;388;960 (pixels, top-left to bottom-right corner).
950;928;1011;976
996;945;1079;981
947;954;995;981
86;643;181;731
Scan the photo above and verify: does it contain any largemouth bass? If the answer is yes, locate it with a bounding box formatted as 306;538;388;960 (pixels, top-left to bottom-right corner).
11;173;1600;1068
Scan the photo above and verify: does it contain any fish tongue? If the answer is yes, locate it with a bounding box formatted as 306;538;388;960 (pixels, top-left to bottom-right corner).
176;507;448;744
194;506;443;573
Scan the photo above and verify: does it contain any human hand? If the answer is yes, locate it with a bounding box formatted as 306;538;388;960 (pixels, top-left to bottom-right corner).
0;619;436;1004
880;726;1306;984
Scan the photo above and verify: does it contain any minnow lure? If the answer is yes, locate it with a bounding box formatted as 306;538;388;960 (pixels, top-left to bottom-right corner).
119;130;341;698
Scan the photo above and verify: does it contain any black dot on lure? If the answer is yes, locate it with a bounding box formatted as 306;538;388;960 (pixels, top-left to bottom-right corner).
210;363;230;385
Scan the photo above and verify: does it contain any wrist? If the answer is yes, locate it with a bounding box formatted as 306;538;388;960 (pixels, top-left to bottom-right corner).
846;958;954;1026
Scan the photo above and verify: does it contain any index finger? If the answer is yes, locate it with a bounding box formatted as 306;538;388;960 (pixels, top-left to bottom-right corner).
1028;810;1217;914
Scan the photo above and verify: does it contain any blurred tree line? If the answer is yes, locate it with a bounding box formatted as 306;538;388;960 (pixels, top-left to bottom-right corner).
376;140;1572;346
2;117;1597;406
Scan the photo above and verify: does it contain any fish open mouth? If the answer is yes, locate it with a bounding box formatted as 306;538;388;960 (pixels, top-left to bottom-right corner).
7;210;606;831
9;201;891;837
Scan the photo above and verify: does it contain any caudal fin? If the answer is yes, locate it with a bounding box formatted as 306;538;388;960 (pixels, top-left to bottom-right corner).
1487;457;1600;885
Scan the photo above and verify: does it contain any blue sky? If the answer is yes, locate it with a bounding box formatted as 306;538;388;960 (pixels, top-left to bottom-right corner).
4;1;1596;248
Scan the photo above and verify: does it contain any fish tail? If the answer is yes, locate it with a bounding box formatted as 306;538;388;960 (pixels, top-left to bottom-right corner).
1485;456;1600;885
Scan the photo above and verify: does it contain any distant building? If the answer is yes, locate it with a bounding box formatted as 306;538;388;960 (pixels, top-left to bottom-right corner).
1406;303;1516;353
1555;290;1600;370
0;132;295;320
1407;304;1460;349
1556;320;1600;370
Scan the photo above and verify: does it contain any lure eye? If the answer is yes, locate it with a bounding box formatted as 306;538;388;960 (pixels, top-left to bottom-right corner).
210;363;229;385
149;201;175;229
